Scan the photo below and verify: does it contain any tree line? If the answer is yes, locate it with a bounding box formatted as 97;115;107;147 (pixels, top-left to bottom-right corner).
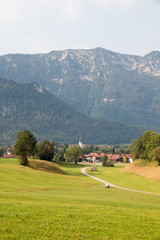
6;129;160;167
128;130;160;164
13;129;115;167
13;130;83;165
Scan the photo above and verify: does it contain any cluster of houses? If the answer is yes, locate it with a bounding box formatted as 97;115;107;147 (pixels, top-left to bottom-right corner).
83;153;133;163
78;138;133;163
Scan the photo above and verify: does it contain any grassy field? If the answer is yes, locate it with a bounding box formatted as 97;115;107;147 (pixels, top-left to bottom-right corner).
86;164;160;193
0;158;160;240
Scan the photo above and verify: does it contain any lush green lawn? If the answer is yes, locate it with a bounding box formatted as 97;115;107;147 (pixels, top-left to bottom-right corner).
86;165;160;193
0;159;160;240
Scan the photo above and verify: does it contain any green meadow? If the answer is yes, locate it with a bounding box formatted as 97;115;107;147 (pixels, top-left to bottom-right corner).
86;164;160;194
0;158;160;240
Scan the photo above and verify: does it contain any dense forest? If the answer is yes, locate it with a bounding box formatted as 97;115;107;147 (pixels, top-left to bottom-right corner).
0;78;146;145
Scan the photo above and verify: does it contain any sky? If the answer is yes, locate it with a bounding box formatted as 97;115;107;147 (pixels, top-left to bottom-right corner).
0;0;160;56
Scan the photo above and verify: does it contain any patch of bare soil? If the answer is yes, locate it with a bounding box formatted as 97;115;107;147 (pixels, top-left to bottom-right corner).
123;163;160;181
28;160;67;175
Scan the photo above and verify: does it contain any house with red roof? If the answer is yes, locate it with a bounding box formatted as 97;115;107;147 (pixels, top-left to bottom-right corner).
84;152;105;162
107;154;133;163
3;149;17;158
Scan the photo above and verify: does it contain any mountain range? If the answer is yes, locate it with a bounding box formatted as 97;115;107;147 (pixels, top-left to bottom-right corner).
0;48;160;129
0;78;146;145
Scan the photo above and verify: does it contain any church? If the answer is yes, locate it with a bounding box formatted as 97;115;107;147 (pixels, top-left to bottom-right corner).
79;137;85;148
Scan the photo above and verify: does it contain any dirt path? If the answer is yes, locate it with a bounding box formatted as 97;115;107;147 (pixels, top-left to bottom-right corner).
81;167;160;196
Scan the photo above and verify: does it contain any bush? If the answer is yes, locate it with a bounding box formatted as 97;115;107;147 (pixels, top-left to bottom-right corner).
101;154;108;167
103;161;115;167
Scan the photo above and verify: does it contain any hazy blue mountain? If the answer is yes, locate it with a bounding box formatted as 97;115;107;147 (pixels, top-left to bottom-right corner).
0;78;146;145
0;48;160;128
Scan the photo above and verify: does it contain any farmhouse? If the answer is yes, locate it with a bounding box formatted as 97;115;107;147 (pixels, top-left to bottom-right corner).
3;149;17;158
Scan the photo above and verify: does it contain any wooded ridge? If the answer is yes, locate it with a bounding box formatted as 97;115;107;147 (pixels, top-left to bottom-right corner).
0;78;146;145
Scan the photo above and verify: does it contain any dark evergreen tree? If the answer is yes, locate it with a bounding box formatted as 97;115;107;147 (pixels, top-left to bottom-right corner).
14;130;37;165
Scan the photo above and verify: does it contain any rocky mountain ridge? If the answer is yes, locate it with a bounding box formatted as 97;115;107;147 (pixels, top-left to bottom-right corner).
44;48;160;76
0;48;160;128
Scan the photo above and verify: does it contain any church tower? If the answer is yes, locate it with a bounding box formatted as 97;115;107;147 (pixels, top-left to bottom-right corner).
79;137;83;148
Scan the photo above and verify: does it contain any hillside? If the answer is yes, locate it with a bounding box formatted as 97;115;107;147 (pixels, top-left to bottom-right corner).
0;48;160;127
0;78;146;145
123;160;160;181
28;160;67;175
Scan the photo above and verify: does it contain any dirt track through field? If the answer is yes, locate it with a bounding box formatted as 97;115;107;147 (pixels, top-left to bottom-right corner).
81;167;160;196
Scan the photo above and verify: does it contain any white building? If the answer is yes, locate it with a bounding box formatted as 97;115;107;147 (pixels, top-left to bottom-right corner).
79;137;83;148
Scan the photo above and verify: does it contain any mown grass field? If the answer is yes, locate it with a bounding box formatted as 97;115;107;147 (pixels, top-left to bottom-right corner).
86;164;160;193
0;158;160;240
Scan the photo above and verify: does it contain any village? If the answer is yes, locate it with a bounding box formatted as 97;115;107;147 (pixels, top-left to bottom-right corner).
76;137;132;164
2;137;133;164
82;152;133;164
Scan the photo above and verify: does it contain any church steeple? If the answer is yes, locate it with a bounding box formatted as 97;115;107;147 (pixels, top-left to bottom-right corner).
79;137;83;148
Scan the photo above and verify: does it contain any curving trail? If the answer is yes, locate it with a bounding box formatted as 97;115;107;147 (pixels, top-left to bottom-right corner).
81;167;160;196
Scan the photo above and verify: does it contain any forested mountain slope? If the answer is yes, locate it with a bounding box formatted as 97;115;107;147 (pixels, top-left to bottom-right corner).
0;78;146;145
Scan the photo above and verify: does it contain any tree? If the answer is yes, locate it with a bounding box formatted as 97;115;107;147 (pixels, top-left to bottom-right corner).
0;146;6;157
65;145;83;164
83;145;95;154
129;131;160;161
14;130;37;165
127;139;138;155
36;141;54;161
101;154;114;167
145;134;160;159
123;155;128;163
101;154;108;166
149;147;160;165
54;152;65;162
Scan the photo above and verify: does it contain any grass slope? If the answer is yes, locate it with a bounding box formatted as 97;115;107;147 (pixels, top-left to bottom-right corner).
28;160;67;175
87;164;160;193
123;160;160;181
0;159;160;240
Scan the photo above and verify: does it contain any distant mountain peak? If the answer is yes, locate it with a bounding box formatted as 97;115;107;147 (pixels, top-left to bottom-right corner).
0;48;160;130
139;50;160;76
